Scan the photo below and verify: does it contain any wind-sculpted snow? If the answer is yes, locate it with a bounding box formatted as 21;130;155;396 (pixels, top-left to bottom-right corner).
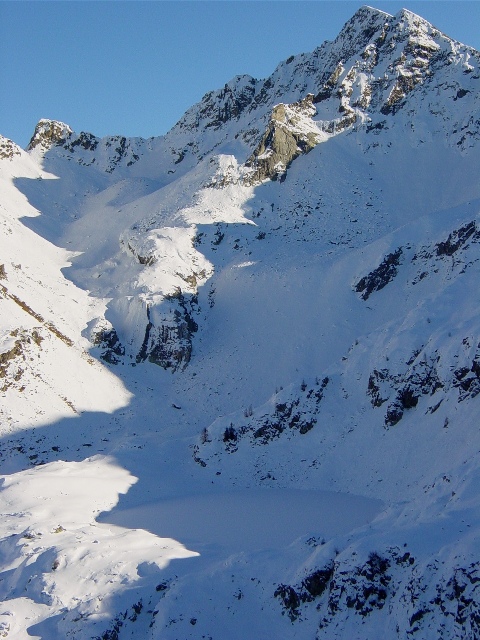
1;5;480;639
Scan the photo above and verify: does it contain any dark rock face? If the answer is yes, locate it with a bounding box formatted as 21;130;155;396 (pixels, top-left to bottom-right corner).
63;131;99;153
204;78;257;129
136;291;198;371
195;377;329;462
355;248;403;300
104;136;140;172
453;342;480;402
275;552;390;624
356;222;480;304
275;549;480;638
411;221;480;285
366;335;480;428
92;291;199;371
251;396;317;443
92;328;125;365
435;221;479;257
324;6;389;64
176;75;259;139
368;351;444;428
367;368;390;407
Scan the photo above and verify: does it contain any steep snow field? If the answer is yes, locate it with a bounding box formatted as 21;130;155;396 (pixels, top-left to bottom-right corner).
1;6;480;639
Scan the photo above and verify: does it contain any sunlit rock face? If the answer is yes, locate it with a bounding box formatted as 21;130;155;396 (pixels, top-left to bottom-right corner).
26;118;73;151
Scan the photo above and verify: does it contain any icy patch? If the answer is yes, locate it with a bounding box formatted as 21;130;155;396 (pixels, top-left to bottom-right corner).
102;489;384;551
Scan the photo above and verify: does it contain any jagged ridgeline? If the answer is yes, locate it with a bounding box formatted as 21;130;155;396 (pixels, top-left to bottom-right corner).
1;5;480;640
21;6;479;370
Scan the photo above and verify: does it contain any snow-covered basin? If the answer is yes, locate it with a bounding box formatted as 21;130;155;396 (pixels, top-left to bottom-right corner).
101;489;384;551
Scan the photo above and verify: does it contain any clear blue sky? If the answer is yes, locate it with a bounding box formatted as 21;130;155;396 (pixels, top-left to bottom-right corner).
1;1;479;148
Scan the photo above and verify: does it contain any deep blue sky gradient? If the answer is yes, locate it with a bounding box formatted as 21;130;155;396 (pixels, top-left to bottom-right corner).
2;1;479;148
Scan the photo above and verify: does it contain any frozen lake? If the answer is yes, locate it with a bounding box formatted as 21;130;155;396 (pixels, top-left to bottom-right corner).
102;488;384;551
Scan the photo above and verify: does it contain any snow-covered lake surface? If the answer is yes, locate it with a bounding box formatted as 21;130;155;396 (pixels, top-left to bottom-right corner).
101;489;384;551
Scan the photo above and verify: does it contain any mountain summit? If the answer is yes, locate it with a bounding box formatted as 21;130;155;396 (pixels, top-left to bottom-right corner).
1;7;480;639
26;119;73;153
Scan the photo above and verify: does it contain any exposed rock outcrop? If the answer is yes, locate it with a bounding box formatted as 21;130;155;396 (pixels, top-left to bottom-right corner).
27;119;73;152
94;290;199;372
275;548;480;639
0;136;22;160
136;290;198;371
244;95;322;184
355;248;403;300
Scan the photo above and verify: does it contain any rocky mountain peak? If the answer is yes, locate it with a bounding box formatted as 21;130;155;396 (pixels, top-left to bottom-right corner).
26;118;73;152
241;3;478;184
319;5;391;64
2;6;480;639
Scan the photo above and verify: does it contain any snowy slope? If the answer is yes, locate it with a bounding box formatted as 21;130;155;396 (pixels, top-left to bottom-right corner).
1;6;480;639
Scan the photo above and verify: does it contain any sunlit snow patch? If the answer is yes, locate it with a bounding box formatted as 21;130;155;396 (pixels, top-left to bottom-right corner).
0;456;198;637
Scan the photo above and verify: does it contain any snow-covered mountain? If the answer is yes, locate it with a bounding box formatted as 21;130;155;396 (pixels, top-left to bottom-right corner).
1;6;480;639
